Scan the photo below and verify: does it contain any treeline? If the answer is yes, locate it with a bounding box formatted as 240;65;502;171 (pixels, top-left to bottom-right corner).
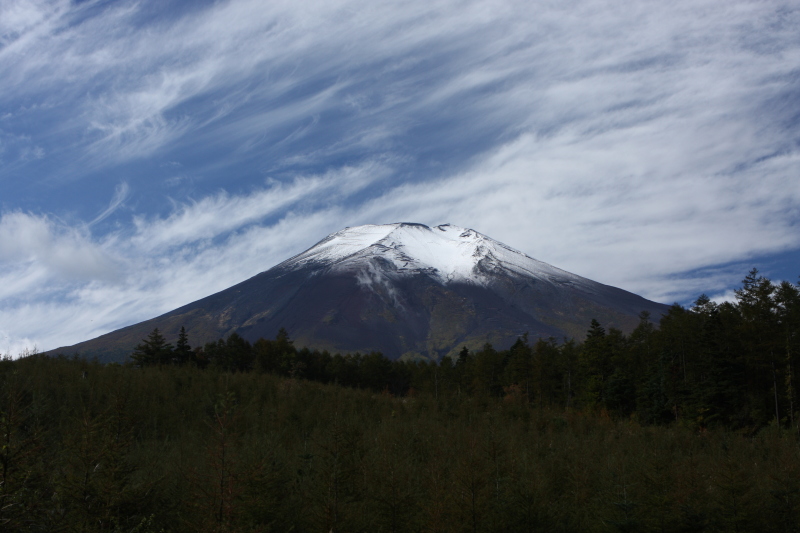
135;269;800;432
3;354;800;532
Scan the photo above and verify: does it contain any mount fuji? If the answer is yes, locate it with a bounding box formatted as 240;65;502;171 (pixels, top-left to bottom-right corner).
53;223;670;362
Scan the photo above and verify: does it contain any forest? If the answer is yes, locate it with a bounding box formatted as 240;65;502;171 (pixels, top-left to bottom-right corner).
1;268;799;531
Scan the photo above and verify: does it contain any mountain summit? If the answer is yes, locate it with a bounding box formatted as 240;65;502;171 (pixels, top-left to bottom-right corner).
54;223;670;362
280;223;591;287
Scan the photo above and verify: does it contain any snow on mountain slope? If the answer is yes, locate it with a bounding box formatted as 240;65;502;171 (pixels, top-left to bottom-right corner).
280;222;589;288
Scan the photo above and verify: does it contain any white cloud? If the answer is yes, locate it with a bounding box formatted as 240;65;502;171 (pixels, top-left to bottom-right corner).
0;0;63;47
130;160;389;250
0;212;119;289
90;181;130;226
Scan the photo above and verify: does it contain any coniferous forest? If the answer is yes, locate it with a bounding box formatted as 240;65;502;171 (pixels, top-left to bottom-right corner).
2;269;800;531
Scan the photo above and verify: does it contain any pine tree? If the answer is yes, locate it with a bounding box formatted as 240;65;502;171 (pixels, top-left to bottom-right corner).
736;269;782;426
226;332;254;373
472;343;503;397
775;281;800;428
504;335;533;402
579;319;610;409
274;327;296;375
174;326;192;366
453;346;470;398
130;328;173;367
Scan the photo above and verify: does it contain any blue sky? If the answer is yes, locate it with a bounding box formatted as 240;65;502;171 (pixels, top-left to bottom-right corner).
1;0;799;354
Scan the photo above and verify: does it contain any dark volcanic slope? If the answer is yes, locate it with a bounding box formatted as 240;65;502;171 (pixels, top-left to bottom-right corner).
52;223;670;362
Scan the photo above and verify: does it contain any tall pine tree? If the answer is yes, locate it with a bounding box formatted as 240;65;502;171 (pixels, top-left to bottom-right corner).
130;328;173;367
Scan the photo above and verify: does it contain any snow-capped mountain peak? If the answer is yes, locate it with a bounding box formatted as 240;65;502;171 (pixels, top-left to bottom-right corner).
279;222;583;287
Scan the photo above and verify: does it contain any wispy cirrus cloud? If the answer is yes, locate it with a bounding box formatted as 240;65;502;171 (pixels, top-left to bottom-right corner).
130;160;390;251
90;182;130;226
